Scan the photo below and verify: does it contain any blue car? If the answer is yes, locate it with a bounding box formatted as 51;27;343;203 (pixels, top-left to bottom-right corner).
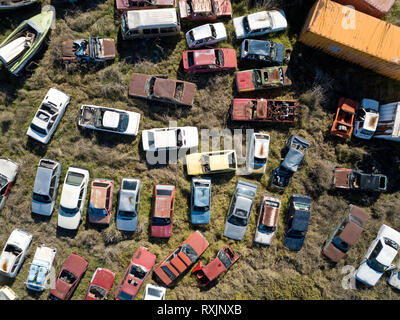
284;194;312;251
240;39;285;65
190;177;211;224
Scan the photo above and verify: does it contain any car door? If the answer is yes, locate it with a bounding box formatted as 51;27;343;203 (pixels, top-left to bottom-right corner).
49;174;57;201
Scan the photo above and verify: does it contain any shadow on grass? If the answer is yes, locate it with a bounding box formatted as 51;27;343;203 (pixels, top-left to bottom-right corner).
56;226;78;239
25;138;48;157
0;274;16;287
30;212;52;223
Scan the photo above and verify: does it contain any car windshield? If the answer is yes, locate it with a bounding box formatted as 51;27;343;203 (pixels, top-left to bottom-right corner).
89;207;107;216
237;188;255;198
228;214;247;226
367;258;387;273
193;205;209;212
332;237;350;253
209;24;216;38
60;205;79;216
118;290;133;300
30;123;47;135
66;172;84;186
270;43;277;60
258;223;275;234
0;174;7;189
217;250;232;269
117;113;129;132
32;192;51;203
288;230;305;238
122;180;137;191
152;217;171;226
253;69;263;86
176;129;183;147
60;270;77;285
129;264;147;280
87;285;107;300
215;49;224;66
243;16;250;32
118;210;137;218
156;189;172;196
181;243;198;263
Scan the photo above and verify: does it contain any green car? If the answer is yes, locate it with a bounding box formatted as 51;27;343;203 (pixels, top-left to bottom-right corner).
0;10;54;76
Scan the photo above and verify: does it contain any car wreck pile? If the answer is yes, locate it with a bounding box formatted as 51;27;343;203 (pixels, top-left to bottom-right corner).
0;0;400;301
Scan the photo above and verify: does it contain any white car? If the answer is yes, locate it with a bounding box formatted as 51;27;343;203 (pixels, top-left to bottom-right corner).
0;158;19;212
387;258;400;290
246;132;270;174
143;283;166;300
353;98;380;140
355;224;400;287
0;228;32;278
116;178;141;232
78;105;141;136
0;286;18;300
26;88;70;144
186;23;226;49
141;126;198;152
58;167;90;230
233;10;287;39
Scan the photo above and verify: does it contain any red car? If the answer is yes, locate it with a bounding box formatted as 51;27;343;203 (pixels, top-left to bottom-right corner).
330;98;360;139
88;179;114;225
48;254;88;300
178;0;232;21
182;48;237;73
151;184;175;238
114;247;156;300
84;268;115;300
154;231;209;286
191;244;240;287
116;0;176;12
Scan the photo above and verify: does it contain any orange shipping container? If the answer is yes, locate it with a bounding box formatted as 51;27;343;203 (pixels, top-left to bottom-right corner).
299;0;400;81
332;0;395;18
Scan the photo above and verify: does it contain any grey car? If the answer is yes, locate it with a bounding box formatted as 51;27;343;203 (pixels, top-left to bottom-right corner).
116;178;141;232
224;180;258;240
31;159;62;216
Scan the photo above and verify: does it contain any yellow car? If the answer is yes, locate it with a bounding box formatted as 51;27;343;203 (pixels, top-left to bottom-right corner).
186;150;237;175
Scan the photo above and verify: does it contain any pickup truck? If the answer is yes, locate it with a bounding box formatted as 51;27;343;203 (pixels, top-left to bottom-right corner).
333;168;387;192
26;244;57;291
353;99;380;140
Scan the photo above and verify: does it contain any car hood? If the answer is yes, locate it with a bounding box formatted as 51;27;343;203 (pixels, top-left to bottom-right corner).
126;111;141;135
224;222;246;240
356;261;382;286
233;16;245;38
235;70;253;91
116;215;137;232
270;10;287;29
58;209;81;230
60;184;80;209
31;200;54;216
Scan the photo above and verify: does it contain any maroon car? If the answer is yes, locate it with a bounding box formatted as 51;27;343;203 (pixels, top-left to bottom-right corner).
114;247;156;300
87;179;114;226
191;245;239;287
116;0;176;12
129;73;196;106
84;268;115;300
48;254;88;300
182;48;237;73
178;0;232;21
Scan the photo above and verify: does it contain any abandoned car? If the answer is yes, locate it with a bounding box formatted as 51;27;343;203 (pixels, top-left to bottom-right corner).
330;97;360;139
254;195;281;246
84;268;115;300
353;98;380;140
0;158;19;213
87;179;114;226
182;48;237;73
116;178;142;232
240;39;285;65
333;168;388;192
246;132;270;174
151;184;175;238
178;0;232;21
190;177;212;225
186;22;227;49
186;150;237;175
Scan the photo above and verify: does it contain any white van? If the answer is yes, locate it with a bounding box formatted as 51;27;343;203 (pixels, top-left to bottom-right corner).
121;8;180;40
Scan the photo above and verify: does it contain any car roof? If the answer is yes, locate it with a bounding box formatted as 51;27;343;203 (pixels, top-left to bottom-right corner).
192;49;216;66
91;180;112;209
247;11;270;31
33;166;52;195
194;185;210;207
126;8;178;29
191;24;212;40
247;39;271;55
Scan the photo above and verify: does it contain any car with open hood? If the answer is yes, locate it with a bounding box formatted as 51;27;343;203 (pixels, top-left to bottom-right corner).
233;9;287;39
240;39;285;65
246;132;270;174
185;22;227;49
154;231;209;286
141;126;198;152
48;253;88;300
224;180;257;241
284;194;312;251
330;97;360;139
151;184;175;238
355;224;400;287
87;179;114;226
84;268;115;300
129;73;196;106
114;247;156;300
333;168;387;192
58;167;90;230
61;37;116;64
26;88;70;144
0;228;32;278
186;150;237;175
235;66;292;92
323;205;369;263
116;178;141;232
178;0;231;21
190;177;211;224
31;159;62;216
182;48;237;73
78;105;141;136
254;195;280;246
0;158;18;212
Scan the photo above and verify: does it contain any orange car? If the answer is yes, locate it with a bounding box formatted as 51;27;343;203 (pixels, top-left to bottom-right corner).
330;98;360;139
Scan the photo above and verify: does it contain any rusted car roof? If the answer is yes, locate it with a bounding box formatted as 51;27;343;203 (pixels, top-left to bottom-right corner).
101;39;116;59
323;243;345;262
334;168;352;188
91;180;111;209
260;196;280;227
129;73;151;97
61;40;76;58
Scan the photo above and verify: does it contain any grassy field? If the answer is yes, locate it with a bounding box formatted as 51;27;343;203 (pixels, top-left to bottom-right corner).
0;0;400;300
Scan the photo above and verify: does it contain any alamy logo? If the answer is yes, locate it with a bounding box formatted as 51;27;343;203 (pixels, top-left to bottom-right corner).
341;265;357;290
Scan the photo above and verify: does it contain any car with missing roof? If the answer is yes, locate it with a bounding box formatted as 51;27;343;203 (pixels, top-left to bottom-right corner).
151;184;175;238
178;0;232;21
0;286;18;300
48;253;88;300
322;205;369;263
141;126;198;152
116;178;142;232
224;180;257;241
26;88;70;144
246;132;270;174
233;9;287;39
333;168;387;192
235;66;292;92
182;48;237;73
143;283;166;300
87;178;114;226
284;194;312;251
58;167;90;230
240;39;285;65
31;159;62;216
129;73;196;106
330;98;360;139
185;22;227;49
254;195;280;246
78;105;141;136
0;228;32;278
353;98;380;140
154;231;209;286
0;158;19;213
355;224;400;287
190;177;211;225
84;268;115;300
186;150;237;175
116;0;176;12
114;247;156;300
